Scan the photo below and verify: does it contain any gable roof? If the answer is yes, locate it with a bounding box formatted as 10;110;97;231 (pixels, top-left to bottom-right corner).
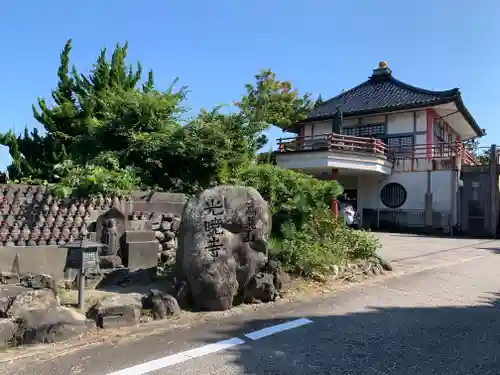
298;62;482;136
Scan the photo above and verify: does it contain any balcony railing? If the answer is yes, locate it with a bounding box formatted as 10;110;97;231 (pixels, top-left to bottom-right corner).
277;133;387;157
276;132;479;166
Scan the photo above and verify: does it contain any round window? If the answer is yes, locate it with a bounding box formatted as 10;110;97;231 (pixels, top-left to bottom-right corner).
380;182;407;209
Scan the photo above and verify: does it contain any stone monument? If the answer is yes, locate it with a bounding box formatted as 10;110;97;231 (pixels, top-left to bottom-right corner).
177;185;271;311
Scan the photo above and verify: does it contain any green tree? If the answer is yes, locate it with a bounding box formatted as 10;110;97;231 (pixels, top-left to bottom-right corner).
234;69;313;131
1;40;186;194
0;42;314;197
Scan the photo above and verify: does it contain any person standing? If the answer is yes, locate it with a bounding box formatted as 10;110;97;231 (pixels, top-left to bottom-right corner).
343;204;356;229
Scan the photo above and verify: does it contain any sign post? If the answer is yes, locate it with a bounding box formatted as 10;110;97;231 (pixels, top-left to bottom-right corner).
60;238;106;311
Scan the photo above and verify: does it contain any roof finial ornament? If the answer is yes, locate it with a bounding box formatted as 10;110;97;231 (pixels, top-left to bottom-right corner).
371;61;392;79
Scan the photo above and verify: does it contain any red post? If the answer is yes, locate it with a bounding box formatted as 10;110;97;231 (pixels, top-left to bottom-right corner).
331;199;339;218
331;168;338;180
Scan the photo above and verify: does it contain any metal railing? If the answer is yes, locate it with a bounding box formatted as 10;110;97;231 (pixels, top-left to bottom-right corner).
276;132;479;166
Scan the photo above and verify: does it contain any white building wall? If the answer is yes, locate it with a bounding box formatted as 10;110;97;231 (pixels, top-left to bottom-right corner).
359;170;458;224
357;174;382;219
313;121;331;135
306;110;428;140
387;112;413;134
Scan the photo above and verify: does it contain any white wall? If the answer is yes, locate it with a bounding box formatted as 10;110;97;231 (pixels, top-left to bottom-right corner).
357;174;382;218
387;112;412;134
306;110;427;140
314;121;332;135
361;170;457;219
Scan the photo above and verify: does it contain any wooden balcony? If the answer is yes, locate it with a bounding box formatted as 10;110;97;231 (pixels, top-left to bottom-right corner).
276;133;479;173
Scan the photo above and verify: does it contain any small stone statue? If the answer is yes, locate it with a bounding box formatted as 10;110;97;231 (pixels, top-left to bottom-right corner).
103;218;120;255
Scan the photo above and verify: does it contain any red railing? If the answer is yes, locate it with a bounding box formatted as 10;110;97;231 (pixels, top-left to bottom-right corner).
276;132;480;166
277;133;387;157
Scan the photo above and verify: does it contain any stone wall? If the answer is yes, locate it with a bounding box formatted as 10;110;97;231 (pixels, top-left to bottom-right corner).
0;184;186;280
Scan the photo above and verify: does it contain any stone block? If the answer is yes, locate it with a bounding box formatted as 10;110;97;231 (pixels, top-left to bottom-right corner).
87;294;141;329
126;220;153;231
124;241;158;270
125;230;155;242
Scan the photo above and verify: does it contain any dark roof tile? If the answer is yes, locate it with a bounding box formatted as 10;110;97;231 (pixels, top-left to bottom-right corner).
307;65;459;120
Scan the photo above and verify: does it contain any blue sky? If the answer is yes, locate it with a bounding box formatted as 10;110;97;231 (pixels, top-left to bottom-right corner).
0;0;499;170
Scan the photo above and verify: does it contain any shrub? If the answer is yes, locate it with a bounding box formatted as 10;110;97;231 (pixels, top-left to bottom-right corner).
232;164;343;235
271;207;380;278
51;160;139;198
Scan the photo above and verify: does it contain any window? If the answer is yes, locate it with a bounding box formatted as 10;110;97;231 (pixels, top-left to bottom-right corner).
341;123;386;137
357;124;385;137
385;136;414;153
433;118;446;156
342;127;356;136
380;183;407;209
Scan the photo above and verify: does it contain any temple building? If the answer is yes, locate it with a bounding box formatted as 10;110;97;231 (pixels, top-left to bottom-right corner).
275;61;485;232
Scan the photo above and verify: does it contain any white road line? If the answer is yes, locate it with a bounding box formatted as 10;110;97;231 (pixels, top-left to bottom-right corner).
105;337;245;375
244;317;314;340
104;317;314;374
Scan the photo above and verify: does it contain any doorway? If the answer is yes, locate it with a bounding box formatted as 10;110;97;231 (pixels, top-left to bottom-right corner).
340;189;358;210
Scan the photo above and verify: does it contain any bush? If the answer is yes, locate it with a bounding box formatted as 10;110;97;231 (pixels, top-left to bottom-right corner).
232;164;343;235
271;207;380;278
50;160;139;198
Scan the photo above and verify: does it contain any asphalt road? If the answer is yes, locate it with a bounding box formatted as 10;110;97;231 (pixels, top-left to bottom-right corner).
3;234;500;375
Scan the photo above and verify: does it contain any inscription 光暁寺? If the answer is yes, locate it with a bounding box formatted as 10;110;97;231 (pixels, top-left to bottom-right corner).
203;198;224;258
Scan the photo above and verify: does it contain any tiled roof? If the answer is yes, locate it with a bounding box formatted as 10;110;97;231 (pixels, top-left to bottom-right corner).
306;63;459;120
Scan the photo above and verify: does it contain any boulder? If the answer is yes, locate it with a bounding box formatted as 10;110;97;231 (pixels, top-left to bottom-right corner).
171;218;181;232
20;273;57;294
144;289;180;320
262;259;290;296
0;271;20;285
155;231;165;241
13;307;93;345
160;250;176;265
0;285;29;317
0;319;15;347
177;185;271;311
162;239;177;250
99;255;123;269
87;294;142;328
243;272;278;303
5;288;59;319
163;231;175;241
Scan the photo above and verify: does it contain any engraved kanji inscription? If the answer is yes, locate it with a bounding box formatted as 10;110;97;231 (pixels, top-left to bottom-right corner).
204;198;224;216
204;217;224;236
204;235;223;258
243;201;257;243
